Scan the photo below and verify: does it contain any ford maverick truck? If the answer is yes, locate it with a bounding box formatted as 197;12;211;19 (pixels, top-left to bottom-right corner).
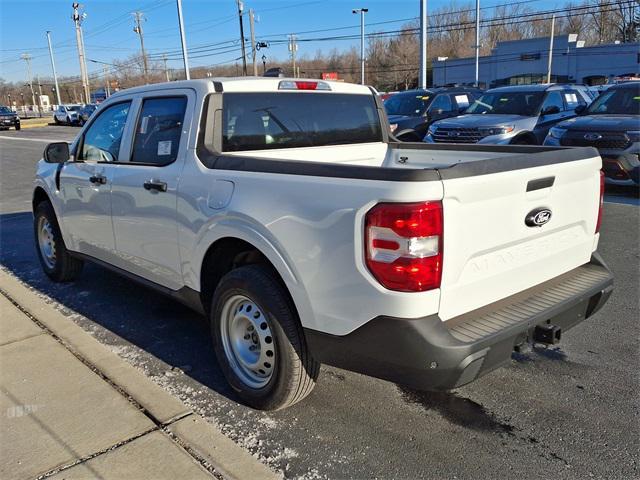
33;78;613;410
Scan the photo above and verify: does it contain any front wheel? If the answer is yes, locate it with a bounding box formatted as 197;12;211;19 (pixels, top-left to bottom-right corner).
34;201;84;282
210;264;319;410
14;123;20;131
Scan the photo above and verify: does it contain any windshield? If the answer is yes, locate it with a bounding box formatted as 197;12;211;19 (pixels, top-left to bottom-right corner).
587;87;640;115
0;106;12;114
466;91;544;116
384;92;432;116
222;93;382;152
67;106;81;112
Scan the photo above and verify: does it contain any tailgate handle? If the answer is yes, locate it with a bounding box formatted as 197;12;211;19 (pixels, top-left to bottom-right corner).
527;176;555;192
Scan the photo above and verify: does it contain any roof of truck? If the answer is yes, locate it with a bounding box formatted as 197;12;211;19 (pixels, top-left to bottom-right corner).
110;77;373;97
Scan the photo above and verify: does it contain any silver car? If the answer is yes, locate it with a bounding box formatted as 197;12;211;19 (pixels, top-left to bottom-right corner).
424;84;593;145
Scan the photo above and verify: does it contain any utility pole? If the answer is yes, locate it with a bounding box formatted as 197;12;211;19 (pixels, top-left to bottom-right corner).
36;74;44;117
103;65;111;97
288;34;297;77
162;54;170;81
249;9;258;76
46;31;62;105
352;8;368;85
474;0;480;87
20;53;37;112
176;0;190;79
72;2;91;103
133;11;149;83
419;0;427;89
547;14;555;84
236;0;247;75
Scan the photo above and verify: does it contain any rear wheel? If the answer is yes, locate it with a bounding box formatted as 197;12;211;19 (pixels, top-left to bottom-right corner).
14;122;20;131
34;201;84;282
210;264;319;410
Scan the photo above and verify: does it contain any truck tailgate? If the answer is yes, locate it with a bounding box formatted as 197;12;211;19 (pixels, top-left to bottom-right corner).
438;154;602;321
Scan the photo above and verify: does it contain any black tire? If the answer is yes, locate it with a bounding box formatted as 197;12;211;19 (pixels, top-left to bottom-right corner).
66;116;71;125
33;201;84;282
14;123;21;131
210;264;319;410
54;116;60;125
79;118;85;127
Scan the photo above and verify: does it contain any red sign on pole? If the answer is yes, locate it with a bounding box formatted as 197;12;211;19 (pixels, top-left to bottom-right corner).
321;72;339;80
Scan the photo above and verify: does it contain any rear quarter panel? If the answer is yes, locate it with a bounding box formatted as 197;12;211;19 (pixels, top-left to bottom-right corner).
177;153;444;335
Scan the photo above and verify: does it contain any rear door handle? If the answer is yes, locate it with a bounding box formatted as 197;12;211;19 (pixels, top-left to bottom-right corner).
89;174;107;185
143;180;167;192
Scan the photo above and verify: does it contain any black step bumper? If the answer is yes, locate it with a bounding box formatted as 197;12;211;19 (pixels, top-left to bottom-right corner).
305;253;614;391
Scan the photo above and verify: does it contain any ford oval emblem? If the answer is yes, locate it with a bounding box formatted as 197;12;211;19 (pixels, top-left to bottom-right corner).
525;207;552;227
584;133;602;141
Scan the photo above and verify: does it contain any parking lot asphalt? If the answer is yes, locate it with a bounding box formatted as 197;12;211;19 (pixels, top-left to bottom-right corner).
1;126;639;479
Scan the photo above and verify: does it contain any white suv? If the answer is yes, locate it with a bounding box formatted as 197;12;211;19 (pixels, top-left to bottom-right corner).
53;104;83;125
33;78;613;410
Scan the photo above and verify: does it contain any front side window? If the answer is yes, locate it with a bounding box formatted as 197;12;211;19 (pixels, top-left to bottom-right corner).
466;91;545;116
80;101;131;162
429;94;453;112
131;97;187;165
587;87;640;115
222;93;382;152
541;91;565;112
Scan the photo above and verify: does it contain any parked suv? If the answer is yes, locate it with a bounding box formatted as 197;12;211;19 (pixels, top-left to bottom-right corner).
78;103;98;126
545;82;640;187
425;84;592;145
384;87;482;141
53;104;83;125
0;105;20;130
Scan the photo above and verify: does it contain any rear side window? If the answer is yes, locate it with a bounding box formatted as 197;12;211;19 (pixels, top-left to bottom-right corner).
131;97;187;165
222;93;382;152
563;91;586;110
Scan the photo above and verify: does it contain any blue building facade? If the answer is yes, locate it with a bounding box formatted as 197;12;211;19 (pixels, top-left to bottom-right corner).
432;35;640;88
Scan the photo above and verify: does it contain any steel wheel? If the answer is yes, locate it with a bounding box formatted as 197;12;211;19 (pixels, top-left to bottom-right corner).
37;216;57;269
220;294;276;389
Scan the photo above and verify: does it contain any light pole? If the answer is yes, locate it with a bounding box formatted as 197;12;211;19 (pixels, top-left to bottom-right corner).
352;8;368;85
46;31;62;106
419;0;427;89
437;56;448;86
474;0;480;87
176;0;190;79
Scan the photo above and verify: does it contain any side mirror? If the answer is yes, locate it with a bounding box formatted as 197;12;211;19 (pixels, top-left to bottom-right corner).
541;105;560;116
574;104;587;115
44;142;70;164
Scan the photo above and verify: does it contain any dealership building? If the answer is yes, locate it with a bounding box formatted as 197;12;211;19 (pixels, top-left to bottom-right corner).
432;34;640;88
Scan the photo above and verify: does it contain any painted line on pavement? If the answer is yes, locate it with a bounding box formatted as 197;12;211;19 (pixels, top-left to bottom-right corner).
0;136;69;143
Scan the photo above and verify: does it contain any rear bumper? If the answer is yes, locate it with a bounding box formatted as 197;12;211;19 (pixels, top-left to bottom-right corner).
305;254;613;391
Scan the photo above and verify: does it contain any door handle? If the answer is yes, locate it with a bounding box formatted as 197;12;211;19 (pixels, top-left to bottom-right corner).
143;179;168;192
89;174;107;185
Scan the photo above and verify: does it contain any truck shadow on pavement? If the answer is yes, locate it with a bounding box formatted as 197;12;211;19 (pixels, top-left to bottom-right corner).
0;211;238;404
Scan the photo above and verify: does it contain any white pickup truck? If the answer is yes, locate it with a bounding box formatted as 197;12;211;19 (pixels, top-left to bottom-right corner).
33;78;613;410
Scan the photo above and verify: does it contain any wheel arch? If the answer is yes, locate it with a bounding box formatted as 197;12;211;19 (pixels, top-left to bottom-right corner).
510;131;538;145
32;186;51;212
198;236;309;325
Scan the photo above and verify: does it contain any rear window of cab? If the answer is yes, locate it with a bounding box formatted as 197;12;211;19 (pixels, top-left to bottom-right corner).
221;92;383;152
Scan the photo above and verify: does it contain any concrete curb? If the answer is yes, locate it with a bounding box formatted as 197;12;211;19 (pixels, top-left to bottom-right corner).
0;268;282;480
21;122;52;129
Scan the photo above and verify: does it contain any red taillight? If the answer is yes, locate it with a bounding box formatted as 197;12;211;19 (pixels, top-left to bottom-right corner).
365;201;443;292
596;170;604;233
295;81;318;90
